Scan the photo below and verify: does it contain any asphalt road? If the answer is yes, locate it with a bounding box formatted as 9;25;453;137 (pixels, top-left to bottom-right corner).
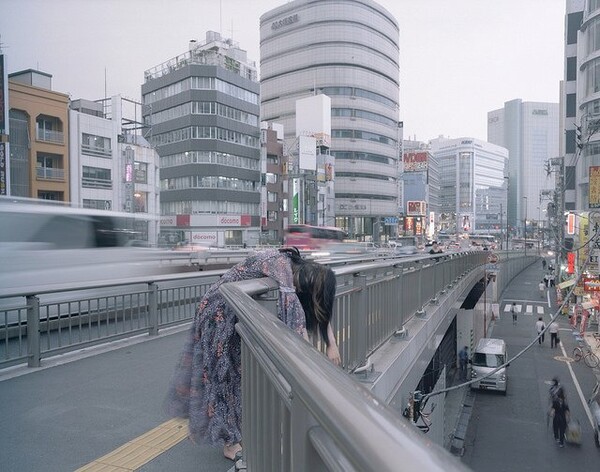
462;261;600;471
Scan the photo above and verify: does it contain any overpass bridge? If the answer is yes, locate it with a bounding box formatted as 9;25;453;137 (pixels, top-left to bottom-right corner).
0;250;538;471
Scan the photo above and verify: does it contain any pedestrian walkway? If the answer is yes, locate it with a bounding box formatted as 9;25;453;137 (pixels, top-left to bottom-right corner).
502;302;547;317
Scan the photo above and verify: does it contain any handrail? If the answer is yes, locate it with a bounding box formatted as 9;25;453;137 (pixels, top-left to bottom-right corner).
220;278;470;472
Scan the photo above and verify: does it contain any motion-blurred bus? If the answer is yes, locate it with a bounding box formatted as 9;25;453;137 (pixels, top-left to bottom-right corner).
284;224;346;250
0;197;189;292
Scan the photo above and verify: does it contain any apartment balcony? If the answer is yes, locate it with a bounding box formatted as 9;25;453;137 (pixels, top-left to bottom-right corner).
36;167;65;181
36;128;64;144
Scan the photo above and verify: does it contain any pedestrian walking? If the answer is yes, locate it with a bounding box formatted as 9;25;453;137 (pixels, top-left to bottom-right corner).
550;388;570;447
549;320;559;348
535;316;546;345
539;281;546;299
458;345;469;381
549;274;555;287
542;259;547;270
511;302;517;325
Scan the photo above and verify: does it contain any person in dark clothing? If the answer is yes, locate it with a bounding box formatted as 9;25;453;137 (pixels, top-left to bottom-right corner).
458;346;469;381
429;242;443;255
550;388;570;447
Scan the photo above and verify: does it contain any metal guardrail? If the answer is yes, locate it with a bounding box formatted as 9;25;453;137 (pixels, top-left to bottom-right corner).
220;278;470;472
0;251;486;370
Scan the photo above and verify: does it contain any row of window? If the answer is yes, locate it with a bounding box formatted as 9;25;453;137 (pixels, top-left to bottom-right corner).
152;126;259;148
161;175;259;192
80;162;148;189
335;172;395;181
335;194;396;201
332;129;397;147
147;101;259;127
331;107;397;127
82;133;112;157
319;86;397;109
161;200;260;216
160;150;260;170
333;150;394;165
144;77;258;105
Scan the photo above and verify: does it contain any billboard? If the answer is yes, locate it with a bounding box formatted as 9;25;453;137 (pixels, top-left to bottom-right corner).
291;178;300;224
590;166;600;208
407;200;426;216
298;135;316;170
403;152;428;172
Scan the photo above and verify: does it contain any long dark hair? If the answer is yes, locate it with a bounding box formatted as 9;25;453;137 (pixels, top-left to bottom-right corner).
280;248;336;345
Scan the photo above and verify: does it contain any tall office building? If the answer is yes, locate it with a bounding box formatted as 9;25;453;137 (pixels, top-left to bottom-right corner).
562;0;583;213
142;31;261;247
260;0;401;241
488;100;559;236
7;69;70;200
430;137;508;236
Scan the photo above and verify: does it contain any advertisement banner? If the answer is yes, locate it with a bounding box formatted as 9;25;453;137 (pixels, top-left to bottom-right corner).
298;135;316;171
567;252;575;274
590;166;600;208
0;143;6;196
291;178;300;224
0;55;5;135
407;200;426;216
191;232;218;244
403;151;428;172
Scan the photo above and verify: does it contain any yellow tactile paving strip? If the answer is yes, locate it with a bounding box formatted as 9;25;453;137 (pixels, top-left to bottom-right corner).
75;417;189;471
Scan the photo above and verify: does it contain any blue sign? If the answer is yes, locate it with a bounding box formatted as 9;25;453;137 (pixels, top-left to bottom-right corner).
384;217;399;225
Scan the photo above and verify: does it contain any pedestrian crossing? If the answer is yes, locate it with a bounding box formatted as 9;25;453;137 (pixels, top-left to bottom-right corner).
503;303;546;316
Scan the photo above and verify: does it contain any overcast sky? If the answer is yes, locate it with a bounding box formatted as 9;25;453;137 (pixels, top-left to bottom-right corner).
1;0;566;142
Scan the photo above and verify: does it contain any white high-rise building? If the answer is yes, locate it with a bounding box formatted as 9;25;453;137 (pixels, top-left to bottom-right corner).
487;100;559;236
430;137;508;236
260;0;401;241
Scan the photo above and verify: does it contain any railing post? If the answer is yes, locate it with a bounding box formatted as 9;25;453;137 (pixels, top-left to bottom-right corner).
26;295;40;368
352;274;369;371
148;282;159;336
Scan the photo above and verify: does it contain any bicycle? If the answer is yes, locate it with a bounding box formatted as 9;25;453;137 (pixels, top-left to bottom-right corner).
573;342;600;368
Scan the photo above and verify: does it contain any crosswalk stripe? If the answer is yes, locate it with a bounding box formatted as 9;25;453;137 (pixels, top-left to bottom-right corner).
502;303;545;316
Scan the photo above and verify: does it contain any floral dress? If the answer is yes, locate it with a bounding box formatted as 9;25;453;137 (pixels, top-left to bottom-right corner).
165;249;307;447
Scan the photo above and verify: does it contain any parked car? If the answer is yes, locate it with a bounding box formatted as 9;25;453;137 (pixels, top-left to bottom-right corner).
589;381;600;447
396;245;419;255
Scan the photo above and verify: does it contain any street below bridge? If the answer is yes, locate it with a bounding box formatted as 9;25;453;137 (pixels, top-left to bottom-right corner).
462;261;600;471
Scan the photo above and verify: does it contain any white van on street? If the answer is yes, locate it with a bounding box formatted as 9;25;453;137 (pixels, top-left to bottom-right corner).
469;338;508;395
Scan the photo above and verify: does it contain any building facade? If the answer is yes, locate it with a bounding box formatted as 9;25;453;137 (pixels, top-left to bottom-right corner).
142;31;261;247
260;122;288;244
488;99;559;236
259;0;401;241
8;70;70;200
430;137;508;236
401;148;440;239
69;96;160;245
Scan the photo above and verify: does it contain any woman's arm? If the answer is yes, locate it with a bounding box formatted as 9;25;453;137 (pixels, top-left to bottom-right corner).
326;323;341;366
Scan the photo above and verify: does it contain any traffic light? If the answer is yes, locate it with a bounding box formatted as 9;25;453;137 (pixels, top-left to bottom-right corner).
575;124;584;150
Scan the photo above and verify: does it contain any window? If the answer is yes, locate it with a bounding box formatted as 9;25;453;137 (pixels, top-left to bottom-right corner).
566;94;577;118
82;166;112;189
267;191;278;203
36;153;64;180
567;11;583;45
566;57;577;82
83;199;112;210
37;191;63;201
266;173;277;184
565;129;576;154
134;162;148;184
267;210;278;222
82;133;112;158
134;192;147;213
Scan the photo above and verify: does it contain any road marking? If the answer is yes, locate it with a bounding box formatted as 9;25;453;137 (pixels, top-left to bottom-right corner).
503;303;546;316
557;341;595;429
75;417;188;471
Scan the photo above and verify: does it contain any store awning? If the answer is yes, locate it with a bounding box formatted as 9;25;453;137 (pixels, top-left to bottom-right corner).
558;279;576;289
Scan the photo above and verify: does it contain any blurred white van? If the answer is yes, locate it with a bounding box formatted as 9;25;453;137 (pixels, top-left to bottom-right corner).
470;338;508;394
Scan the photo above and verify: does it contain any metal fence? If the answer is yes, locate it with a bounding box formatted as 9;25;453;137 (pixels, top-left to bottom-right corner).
0;251;486;372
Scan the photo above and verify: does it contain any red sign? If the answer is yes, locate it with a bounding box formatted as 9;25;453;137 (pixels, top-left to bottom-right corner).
407;201;426;216
567;213;575;235
567;252;575;274
583;277;600;292
177;214;190;227
403;152;428;172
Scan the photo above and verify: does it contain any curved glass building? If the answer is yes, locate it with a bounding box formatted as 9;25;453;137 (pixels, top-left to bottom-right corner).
260;0;400;239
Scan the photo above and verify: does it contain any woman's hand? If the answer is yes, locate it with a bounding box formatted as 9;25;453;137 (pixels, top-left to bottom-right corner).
326;343;341;366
